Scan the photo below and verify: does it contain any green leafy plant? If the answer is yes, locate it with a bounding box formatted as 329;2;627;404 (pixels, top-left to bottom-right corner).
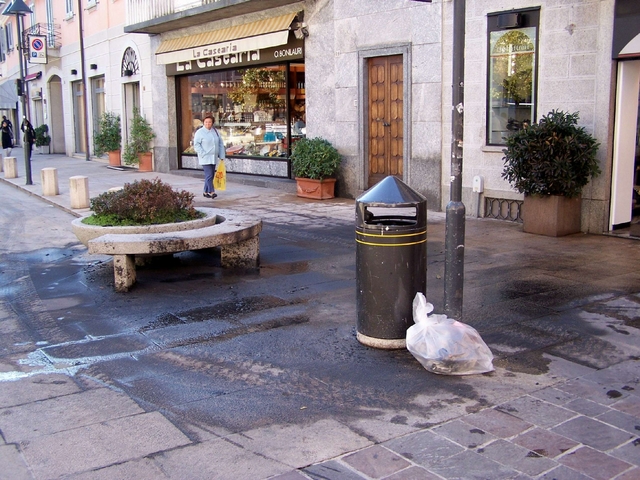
94;112;121;156
34;124;51;147
502;110;601;198
84;178;202;226
123;108;155;165
290;137;341;180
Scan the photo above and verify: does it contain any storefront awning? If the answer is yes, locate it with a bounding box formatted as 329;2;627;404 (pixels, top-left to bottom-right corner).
156;12;298;65
0;79;18;110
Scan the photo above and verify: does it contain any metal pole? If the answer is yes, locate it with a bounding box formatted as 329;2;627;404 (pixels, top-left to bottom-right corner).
16;16;31;185
77;0;90;161
444;0;465;319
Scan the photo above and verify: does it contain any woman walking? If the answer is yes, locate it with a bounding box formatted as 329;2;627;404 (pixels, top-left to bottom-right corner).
193;115;225;199
1;119;13;156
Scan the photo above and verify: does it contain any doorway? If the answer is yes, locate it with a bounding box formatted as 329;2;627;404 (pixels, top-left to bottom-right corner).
72;80;86;154
367;55;404;188
48;75;65;154
123;82;140;144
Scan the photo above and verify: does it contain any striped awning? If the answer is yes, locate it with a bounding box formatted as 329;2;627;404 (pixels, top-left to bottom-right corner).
156;12;297;65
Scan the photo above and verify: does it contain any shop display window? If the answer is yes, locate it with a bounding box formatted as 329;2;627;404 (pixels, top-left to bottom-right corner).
179;64;305;160
486;9;539;145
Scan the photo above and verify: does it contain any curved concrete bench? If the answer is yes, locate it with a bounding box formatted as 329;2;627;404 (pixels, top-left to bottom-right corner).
86;208;262;292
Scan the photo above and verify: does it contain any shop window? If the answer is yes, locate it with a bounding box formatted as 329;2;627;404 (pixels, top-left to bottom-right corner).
6;23;13;51
179;63;305;160
486;8;539;145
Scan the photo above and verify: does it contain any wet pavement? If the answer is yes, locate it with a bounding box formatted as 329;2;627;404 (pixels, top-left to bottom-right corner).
0;151;638;479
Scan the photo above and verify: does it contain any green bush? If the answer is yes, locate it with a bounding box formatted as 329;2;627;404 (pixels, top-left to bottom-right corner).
86;178;201;226
123;108;155;165
290;137;341;180
94;112;121;156
502;110;601;198
35;124;51;147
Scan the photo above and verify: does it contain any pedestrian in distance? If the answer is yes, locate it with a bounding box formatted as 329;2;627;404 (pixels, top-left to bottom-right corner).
2;115;14;145
1;119;13;156
21;118;36;165
193;115;225;199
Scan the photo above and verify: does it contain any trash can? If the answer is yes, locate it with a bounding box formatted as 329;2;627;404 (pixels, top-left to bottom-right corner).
355;176;427;349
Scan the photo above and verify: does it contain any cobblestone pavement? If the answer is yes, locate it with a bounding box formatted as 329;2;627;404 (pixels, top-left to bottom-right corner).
0;151;638;479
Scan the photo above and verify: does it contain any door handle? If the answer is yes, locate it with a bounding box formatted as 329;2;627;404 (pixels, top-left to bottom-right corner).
382;121;390;127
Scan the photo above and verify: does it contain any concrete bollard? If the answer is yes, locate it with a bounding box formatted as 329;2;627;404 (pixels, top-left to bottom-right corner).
69;175;90;209
0;152;3;173
3;156;17;178
41;167;59;196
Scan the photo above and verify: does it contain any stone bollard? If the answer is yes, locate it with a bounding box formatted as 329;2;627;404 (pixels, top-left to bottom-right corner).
41;168;59;196
0;152;3;173
69;175;90;209
3;157;17;178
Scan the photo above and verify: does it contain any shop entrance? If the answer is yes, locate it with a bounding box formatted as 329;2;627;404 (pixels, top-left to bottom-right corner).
367;55;404;188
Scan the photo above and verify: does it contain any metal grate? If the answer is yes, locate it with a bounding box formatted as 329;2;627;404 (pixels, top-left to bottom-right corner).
484;197;523;223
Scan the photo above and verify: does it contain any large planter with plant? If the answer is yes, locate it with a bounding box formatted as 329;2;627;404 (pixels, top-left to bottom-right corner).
35;124;51;154
94;112;122;166
123;108;155;172
290;137;341;200
502;110;600;236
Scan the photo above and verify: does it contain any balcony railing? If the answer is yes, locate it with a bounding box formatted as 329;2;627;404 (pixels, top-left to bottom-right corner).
126;0;222;26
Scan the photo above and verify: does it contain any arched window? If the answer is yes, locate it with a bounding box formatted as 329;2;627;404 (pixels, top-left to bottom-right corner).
121;47;139;77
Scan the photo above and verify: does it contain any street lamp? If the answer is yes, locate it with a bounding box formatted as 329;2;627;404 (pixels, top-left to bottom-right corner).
3;0;33;185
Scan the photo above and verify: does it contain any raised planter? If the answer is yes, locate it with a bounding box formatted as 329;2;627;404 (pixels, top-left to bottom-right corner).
522;195;582;237
295;177;336;200
71;207;219;246
138;152;153;172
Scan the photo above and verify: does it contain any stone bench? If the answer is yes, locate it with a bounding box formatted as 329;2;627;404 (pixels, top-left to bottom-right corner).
85;209;262;292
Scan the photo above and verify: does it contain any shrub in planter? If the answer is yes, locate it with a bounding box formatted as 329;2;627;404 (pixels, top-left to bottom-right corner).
501;109;601;198
85;178;202;226
35;124;51;147
94;112;121;156
291;137;341;180
123;108;155;166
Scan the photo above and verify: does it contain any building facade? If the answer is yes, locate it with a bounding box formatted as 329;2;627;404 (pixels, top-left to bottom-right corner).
2;0;639;235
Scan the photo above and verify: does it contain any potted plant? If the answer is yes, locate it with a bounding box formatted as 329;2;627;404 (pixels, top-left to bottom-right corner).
94;112;122;166
290;137;341;199
502;109;601;236
123;108;155;172
35;124;51;154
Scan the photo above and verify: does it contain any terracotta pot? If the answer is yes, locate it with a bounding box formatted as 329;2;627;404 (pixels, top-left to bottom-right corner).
295;177;336;200
108;150;121;166
522;194;582;236
138;152;153;172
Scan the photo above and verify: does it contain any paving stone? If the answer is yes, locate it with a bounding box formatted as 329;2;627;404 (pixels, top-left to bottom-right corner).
427;449;520;480
155;438;292;480
496;395;576;428
557;378;631;406
596;409;640;435
462;408;533;439
268;471;309;480
559;446;632;480
564;398;610;417
431;419;497;449
0;374;80;408
530;386;577;406
341;445;410;479
609;438;640;467
383;429;464;467
65;458;169;480
303;460;366;480
551;415;634;451
512;427;579;458
0;387;144;442
20;412;191;478
616;467;640;479
382;465;441;480
582;360;640;389
477;439;558;476
0;444;33;480
538;465;594;480
613;395;640;417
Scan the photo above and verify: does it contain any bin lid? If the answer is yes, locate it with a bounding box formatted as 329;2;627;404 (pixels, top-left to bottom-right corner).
356;176;426;206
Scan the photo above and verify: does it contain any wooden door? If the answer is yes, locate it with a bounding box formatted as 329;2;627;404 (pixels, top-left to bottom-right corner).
368;55;403;188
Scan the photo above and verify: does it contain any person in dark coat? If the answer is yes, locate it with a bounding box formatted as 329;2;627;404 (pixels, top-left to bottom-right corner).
21;118;35;164
1;119;12;156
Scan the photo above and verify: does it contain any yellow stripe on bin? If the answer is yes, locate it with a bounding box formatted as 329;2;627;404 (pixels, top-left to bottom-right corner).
356;229;427;239
355;238;427;247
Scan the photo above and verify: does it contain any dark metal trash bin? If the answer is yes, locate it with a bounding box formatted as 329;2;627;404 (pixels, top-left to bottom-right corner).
355;176;427;349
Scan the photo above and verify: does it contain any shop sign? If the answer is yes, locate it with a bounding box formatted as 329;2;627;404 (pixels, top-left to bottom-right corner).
165;37;304;76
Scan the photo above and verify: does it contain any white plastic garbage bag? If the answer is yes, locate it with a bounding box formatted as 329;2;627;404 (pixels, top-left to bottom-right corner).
406;292;494;375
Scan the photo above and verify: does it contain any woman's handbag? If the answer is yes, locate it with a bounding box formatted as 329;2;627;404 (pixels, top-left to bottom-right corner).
214;160;227;191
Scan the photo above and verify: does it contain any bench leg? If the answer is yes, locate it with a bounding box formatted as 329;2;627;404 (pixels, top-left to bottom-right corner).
113;254;136;292
221;236;259;268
